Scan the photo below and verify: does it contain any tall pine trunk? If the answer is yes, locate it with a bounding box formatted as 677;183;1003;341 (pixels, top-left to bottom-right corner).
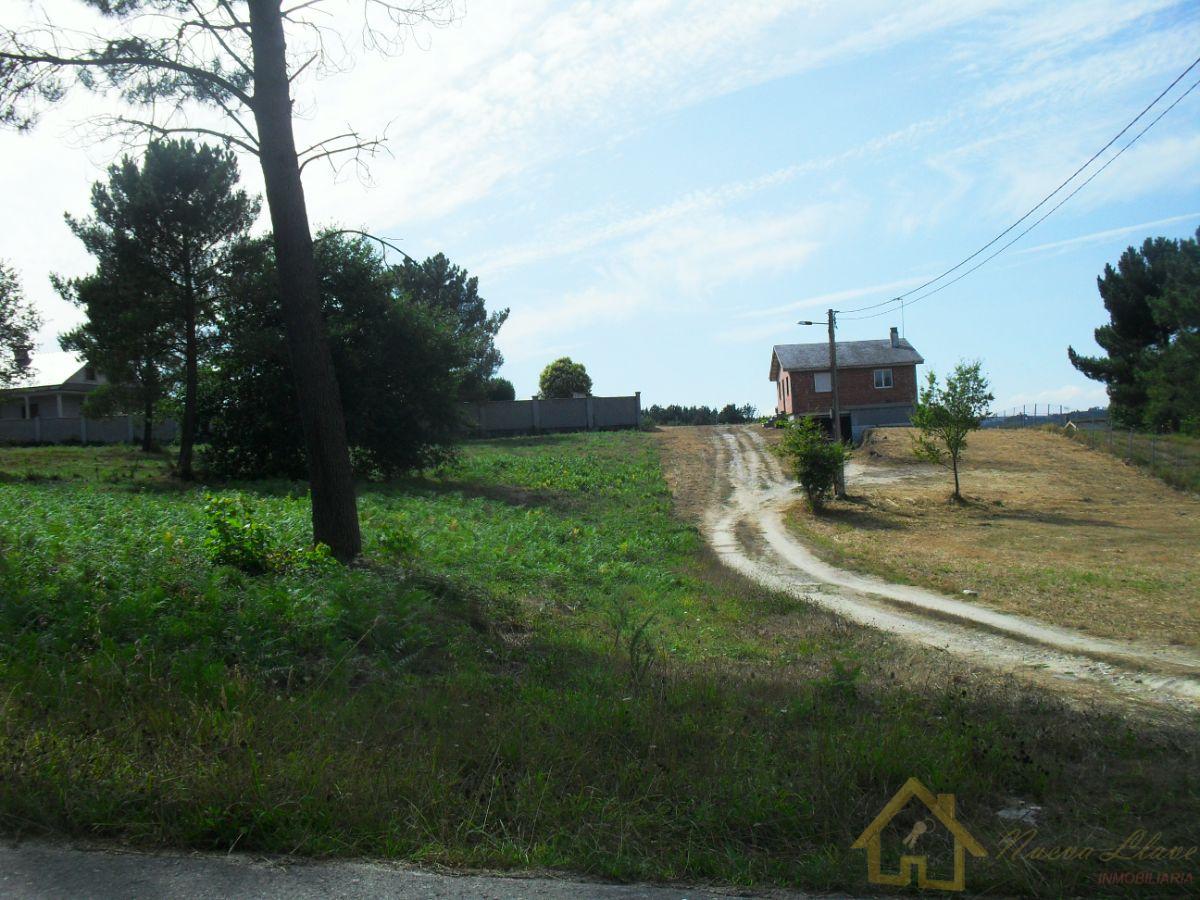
140;362;156;452
247;0;361;561
178;280;198;478
142;391;154;452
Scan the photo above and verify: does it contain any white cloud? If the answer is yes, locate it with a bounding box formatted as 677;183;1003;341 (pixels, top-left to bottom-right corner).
1016;212;1200;257
972;2;1195;113
501;285;640;362
978;0;1179;58
499;202;842;359
297;0;1029;230
476;115;945;278
733;275;929;321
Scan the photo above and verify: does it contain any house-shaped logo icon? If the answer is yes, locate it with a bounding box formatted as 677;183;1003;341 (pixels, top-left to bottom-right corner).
851;777;987;891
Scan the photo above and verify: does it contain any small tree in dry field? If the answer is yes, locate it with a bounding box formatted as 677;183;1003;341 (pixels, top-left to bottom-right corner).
910;361;993;501
775;415;846;512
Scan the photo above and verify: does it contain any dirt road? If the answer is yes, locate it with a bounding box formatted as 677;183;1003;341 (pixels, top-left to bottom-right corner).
656;425;1200;707
0;841;833;899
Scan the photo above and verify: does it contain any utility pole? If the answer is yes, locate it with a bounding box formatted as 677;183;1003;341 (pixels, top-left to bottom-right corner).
797;312;846;498
827;308;846;497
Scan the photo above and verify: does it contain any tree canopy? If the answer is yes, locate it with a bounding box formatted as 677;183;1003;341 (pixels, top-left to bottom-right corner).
0;261;40;388
396;253;509;402
484;377;516;401
1069;229;1200;433
205;232;475;479
59;139;258;469
643;403;757;426
539;358;592;399
58;258;176;452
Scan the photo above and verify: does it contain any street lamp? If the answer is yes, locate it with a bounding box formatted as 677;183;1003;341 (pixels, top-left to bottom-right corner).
797;310;845;497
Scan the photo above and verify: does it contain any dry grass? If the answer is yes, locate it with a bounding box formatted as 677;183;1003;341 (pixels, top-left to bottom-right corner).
653;425;727;525
787;427;1200;650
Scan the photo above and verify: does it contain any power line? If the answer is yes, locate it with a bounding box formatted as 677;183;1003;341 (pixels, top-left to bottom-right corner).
836;52;1200;318
839;72;1200;322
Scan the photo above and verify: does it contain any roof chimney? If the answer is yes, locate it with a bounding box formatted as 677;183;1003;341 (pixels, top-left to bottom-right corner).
889;326;900;348
13;344;31;370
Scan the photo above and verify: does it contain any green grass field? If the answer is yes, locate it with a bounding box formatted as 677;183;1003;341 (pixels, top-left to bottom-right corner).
0;435;1197;895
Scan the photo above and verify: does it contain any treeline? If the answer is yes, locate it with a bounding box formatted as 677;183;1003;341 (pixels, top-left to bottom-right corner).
643;403;757;426
1070;228;1200;434
52;139;510;479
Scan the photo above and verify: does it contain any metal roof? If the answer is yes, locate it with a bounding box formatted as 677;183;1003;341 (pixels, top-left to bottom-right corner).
772;338;924;377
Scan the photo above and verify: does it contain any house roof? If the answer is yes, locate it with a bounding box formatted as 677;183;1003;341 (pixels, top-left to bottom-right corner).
771;338;923;379
2;351;100;393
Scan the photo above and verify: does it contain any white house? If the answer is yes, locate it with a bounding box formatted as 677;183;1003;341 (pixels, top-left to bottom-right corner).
0;356;107;421
0;353;178;444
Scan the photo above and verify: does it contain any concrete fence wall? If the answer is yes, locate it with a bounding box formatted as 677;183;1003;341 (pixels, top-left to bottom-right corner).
464;393;641;436
0;416;178;445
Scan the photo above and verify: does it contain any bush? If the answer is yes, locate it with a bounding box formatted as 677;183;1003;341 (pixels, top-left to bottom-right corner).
774;416;846;511
203;493;336;574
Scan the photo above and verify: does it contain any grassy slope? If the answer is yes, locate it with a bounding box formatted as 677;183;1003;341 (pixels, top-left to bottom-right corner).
783;428;1200;650
1064;427;1200;493
0;436;1197;896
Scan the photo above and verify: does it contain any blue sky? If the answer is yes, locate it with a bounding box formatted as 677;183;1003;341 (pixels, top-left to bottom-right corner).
3;0;1199;412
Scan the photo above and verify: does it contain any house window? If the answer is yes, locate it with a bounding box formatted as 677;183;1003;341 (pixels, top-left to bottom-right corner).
24;402;39;419
813;371;831;393
873;368;894;389
85;366;98;381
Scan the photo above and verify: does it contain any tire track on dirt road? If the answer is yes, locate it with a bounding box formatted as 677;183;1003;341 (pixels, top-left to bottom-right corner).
702;426;1200;706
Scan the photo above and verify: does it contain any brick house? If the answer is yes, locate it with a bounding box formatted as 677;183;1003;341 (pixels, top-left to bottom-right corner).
769;327;923;441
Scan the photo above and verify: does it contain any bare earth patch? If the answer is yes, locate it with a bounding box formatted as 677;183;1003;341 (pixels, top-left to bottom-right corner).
790;427;1200;650
653;425;726;525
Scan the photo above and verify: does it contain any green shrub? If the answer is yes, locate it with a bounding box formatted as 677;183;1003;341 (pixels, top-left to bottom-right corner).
376;522;420;560
774;416;846;511
203;493;335;574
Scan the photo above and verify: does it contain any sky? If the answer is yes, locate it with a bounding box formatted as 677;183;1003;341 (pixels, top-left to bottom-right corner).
2;0;1199;413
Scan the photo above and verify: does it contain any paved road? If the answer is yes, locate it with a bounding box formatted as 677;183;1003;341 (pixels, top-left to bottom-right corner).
0;842;854;899
701;426;1200;708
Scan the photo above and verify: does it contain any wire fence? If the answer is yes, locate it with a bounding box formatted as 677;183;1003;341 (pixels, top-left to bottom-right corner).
982;405;1108;429
983;406;1198;493
1067;425;1200;493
